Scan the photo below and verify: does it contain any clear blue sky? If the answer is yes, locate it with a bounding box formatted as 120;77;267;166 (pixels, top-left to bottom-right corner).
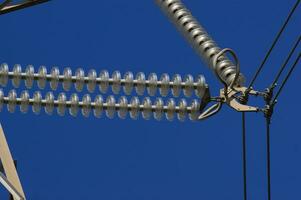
0;0;300;199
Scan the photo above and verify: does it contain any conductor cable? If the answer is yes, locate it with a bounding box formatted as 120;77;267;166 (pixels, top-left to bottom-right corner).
248;0;300;90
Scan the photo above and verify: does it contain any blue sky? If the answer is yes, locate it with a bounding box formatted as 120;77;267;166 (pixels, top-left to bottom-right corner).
0;0;300;199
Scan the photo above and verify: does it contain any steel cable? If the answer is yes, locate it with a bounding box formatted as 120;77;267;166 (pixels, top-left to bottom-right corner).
272;52;301;104
271;35;301;87
242;112;248;200
248;0;300;90
266;118;271;200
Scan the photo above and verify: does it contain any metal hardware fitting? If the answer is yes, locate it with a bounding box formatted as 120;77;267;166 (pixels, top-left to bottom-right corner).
198;86;260;120
199;48;260;120
220;87;259;112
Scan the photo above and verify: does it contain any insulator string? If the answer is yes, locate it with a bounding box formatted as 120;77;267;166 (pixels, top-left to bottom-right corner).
0;89;202;121
0;63;208;98
155;0;245;86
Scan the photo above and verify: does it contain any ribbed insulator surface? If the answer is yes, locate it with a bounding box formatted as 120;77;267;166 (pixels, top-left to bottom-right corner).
0;89;202;121
0;63;208;98
155;0;244;86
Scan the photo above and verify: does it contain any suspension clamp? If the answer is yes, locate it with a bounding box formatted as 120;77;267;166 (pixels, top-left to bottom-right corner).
198;86;261;120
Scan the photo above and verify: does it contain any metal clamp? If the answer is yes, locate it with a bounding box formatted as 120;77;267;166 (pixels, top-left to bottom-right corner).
220;87;259;112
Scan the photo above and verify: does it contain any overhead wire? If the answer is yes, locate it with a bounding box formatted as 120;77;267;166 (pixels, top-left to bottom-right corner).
265;51;301;200
271;35;301;87
247;0;300;90
266;117;271;200
272;52;301;104
242;112;248;200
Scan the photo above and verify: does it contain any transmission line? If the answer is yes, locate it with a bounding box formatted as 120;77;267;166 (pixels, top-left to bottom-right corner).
266;118;271;200
271;35;301;87
242;112;248;200
272;52;301;104
248;0;300;90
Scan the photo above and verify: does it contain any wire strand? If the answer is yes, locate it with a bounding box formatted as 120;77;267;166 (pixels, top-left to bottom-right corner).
266;118;271;200
273;52;301;103
271;35;301;87
248;0;300;89
242;112;247;200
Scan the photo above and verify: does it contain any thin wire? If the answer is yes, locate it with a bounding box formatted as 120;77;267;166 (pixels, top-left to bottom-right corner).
273;52;301;103
271;35;301;87
266;118;271;200
248;0;300;89
242;112;247;200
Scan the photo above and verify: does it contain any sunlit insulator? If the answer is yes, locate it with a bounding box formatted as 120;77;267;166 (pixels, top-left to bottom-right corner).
7;90;17;113
69;93;79;117
82;94;91;117
166;98;176;121
178;99;187;121
38;66;47;89
160;73;170;97
0;89;203;122
118;96;128;119
20;91;30;113
142;97;152;120
172;74;182;97
154;98;164;121
63;67;72;91
184;75;194;97
123;71;134;95
12;64;22;88
195;75;206;98
50;67;59;90
99;70;109;93
94;95;103;118
75;68;85;92
189;99;200;121
87;69;97;93
130;97;140;120
147;73;158;96
32;91;42;114
106;95;116;119
155;0;244;86
112;71;121;94
57;93;67;116
0;90;3;112
25;65;34;88
136;72;146;95
0;63;9;86
0;64;209;99
45;92;55;115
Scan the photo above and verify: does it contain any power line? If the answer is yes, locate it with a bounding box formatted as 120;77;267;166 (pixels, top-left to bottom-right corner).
248;0;300;90
273;52;301;104
271;35;301;87
242;112;248;200
266;118;271;200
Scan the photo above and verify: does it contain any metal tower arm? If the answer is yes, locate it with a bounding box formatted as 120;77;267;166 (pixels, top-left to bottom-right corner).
0;0;50;15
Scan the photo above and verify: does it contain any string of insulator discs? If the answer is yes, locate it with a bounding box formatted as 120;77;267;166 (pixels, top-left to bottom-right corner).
0;63;209;121
156;0;245;86
0;89;202;121
0;63;208;98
